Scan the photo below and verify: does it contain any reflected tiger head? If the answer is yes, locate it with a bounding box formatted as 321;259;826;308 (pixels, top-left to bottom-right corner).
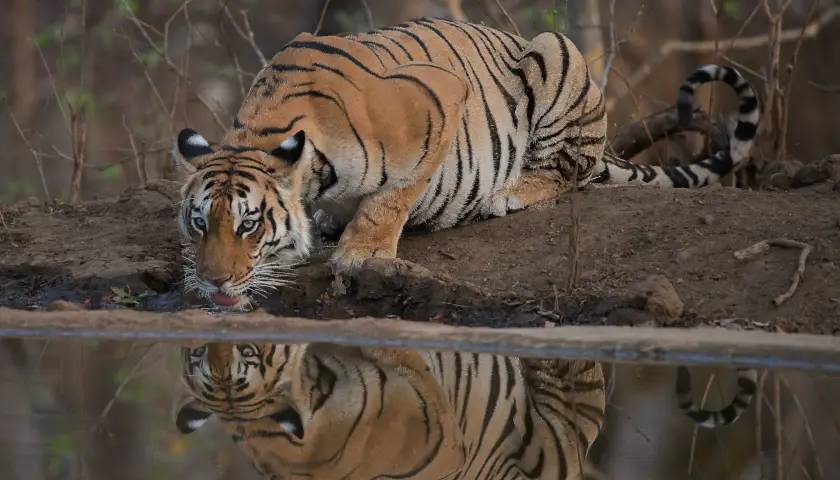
176;343;464;478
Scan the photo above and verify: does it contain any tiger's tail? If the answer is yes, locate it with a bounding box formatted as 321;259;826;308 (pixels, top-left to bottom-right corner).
676;367;758;428
591;64;760;187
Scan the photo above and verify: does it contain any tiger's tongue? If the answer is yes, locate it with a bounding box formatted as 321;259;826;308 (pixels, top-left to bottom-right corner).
211;292;240;307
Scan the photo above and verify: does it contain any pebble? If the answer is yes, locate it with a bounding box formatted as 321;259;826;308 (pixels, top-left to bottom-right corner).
632;275;684;319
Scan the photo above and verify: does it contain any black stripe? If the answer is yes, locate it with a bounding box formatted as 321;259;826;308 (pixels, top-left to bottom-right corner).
375;32;415;60
254;114;305;137
534;33;571;128
380;27;433;60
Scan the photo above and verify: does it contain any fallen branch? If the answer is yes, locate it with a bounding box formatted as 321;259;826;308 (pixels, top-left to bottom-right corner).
1;308;839;373
608;107;728;160
734;238;813;306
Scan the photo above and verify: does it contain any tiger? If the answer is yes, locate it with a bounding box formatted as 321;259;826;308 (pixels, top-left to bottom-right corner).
175;18;760;308
176;343;606;479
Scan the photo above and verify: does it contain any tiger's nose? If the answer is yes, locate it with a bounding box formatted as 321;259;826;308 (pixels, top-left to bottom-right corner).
204;273;233;287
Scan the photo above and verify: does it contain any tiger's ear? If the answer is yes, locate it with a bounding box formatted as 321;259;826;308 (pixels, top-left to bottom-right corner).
175;397;213;434
270;131;306;164
176;128;214;172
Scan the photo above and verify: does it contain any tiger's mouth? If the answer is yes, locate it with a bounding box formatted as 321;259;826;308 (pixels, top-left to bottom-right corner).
210;291;244;307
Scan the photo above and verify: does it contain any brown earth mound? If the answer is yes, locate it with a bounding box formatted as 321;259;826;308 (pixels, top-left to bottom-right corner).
1;181;838;334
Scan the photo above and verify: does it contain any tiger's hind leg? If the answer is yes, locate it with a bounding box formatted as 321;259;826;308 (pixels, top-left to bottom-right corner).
518;31;607;191
491;169;573;214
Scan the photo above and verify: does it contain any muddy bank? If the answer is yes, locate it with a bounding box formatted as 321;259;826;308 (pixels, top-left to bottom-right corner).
1;182;839;333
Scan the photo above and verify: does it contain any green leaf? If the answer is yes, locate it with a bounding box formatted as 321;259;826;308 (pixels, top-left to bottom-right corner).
101;165;123;182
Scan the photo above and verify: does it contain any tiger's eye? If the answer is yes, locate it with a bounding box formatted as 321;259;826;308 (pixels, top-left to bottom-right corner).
193;217;206;230
191;346;206;357
239;346;257;357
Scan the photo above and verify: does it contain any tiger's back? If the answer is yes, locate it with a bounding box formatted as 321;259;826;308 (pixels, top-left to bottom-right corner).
227;18;605;232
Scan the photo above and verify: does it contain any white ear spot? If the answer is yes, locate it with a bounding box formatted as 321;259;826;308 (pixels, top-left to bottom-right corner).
279;421;297;434
187;417;209;431
187;134;210;148
279;135;299;151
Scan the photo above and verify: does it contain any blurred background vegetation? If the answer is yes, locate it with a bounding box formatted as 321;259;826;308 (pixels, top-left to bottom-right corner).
2;0;839;203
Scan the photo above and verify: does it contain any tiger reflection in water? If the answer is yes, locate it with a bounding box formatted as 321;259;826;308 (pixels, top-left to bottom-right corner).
176;343;606;480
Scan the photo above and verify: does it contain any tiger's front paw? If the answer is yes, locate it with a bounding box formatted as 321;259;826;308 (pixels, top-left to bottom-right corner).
329;243;395;276
328;243;397;296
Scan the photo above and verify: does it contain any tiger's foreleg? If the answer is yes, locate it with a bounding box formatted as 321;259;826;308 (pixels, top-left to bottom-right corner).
329;180;433;273
329;64;467;275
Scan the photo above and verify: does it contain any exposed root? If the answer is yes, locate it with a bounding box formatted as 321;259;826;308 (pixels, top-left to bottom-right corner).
734;238;813;306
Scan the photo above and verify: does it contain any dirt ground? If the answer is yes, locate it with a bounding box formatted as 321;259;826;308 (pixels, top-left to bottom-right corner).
1;181;838;334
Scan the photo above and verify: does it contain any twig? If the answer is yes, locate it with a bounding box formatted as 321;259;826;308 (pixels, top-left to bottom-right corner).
69;104;89;204
314;0;332;35
778;0;821;162
5;102;51;203
360;0;375;30
123;116;147;186
688;373;718;476
733;238;813;306
222;6;267;66
756;370;768;479
492;0;521;37
809;81;840;93
600;0;617;92
446;0;467;21
774;373;783;480
779;374;825;478
34;42;70;132
90;343;156;433
608;6;840;111
120;0;227;131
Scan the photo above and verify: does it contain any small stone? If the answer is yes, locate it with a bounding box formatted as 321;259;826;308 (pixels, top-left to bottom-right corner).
700;214;715;225
27;196;41;207
632;275;684;319
759;160;801;190
819;154;840;182
675;249;692;262
793;163;830;188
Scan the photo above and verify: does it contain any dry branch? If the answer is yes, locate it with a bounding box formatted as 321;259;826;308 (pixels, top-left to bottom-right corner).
492;0;521;36
314;0;332;35
608;107;728;160
5;103;51;203
734;239;813;306
607;6;840;111
446;0;467;21
1;308;839;373
121;0;227;131
222;6;268;66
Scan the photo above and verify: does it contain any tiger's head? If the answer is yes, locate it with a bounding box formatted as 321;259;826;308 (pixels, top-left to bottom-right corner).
176;127;317;309
176;343;465;478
